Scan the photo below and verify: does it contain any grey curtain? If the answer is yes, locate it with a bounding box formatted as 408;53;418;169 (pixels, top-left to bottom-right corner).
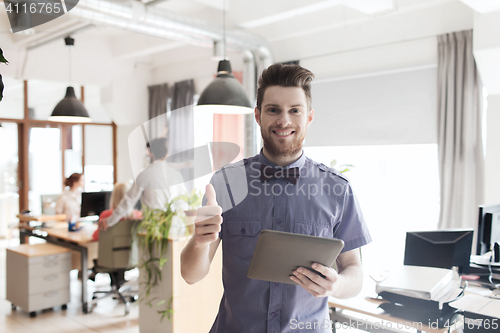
437;30;484;230
147;83;169;141
168;79;195;190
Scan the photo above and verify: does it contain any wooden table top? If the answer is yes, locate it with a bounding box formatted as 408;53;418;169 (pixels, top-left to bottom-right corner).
20;221;97;245
17;214;66;222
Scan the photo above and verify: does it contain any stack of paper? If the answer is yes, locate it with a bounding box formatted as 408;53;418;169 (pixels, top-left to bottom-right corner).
376;265;455;300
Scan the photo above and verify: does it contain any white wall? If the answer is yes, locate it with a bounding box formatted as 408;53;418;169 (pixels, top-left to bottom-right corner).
473;10;500;95
485;94;500;205
302;36;438;81
271;0;473;64
150;48;245;95
306;67;437;147
116;125;140;186
102;65;151;186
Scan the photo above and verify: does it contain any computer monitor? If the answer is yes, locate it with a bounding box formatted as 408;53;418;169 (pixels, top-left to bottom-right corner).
80;191;112;217
404;229;473;274
476;204;500;255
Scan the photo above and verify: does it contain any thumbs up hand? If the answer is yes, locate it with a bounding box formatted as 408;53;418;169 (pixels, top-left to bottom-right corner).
193;184;223;245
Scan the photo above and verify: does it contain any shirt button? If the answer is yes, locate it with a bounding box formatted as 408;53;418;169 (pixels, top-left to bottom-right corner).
271;312;276;317
274;282;279;287
276;219;281;225
241;228;246;235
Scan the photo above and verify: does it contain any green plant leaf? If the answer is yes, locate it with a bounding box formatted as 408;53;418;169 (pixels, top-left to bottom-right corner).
0;48;8;64
0;74;3;102
136;200;177;322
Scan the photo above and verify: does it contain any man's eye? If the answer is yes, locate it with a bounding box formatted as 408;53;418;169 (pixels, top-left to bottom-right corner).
268;108;278;113
291;108;301;113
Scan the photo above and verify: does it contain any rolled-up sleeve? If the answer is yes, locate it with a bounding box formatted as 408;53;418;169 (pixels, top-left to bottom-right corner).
107;183;143;228
334;183;372;252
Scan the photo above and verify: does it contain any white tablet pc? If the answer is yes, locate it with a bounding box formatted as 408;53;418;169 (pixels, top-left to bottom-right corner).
247;229;344;285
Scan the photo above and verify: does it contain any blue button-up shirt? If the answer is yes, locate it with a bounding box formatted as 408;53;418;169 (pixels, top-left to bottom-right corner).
207;150;371;333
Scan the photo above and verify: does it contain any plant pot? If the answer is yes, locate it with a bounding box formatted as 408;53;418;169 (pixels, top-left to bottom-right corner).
138;237;224;333
138;241;173;332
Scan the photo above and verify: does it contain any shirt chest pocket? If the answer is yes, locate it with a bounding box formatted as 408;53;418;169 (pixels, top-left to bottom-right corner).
294;220;333;238
224;220;262;259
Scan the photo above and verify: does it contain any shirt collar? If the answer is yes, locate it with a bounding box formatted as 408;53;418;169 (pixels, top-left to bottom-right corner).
258;148;306;170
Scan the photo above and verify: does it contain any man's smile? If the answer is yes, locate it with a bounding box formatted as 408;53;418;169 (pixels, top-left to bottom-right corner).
273;129;295;138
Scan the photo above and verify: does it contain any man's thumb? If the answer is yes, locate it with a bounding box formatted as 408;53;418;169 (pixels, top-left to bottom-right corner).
205;184;217;206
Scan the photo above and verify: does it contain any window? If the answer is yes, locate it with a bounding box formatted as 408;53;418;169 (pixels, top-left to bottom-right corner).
304;144;440;272
0;77;116;217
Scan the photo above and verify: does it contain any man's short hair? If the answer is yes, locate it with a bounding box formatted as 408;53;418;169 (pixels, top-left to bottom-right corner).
256;63;315;111
147;137;168;160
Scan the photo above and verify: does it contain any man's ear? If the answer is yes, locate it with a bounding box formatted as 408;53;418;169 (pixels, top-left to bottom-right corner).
307;109;314;127
254;107;261;126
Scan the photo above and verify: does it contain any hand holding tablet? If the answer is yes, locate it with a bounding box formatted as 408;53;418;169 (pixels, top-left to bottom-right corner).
247;230;344;286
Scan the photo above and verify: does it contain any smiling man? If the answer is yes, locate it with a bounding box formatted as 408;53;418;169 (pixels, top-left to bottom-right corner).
181;64;372;332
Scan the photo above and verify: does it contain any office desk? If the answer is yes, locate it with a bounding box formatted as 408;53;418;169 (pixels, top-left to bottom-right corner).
18;220;97;314
328;278;461;333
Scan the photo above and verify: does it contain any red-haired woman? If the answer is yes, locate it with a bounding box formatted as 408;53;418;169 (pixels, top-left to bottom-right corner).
55;173;84;221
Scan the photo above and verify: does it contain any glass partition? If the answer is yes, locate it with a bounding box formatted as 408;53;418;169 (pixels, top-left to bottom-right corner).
84;125;113;191
0;77;24;119
64;124;83;177
28;127;63;216
0;123;19;238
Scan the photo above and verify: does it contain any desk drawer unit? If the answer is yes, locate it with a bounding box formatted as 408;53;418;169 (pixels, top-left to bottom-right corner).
6;243;71;316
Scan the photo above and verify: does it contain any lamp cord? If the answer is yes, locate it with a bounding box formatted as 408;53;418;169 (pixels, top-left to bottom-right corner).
68;45;72;86
223;0;226;60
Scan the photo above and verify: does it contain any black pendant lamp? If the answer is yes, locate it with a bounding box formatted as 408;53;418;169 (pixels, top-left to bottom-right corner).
49;36;91;123
196;0;253;114
197;59;252;114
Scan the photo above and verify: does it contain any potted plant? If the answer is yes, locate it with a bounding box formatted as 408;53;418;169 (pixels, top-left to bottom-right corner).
330;159;354;174
1;47;8;101
136;201;177;323
175;188;203;234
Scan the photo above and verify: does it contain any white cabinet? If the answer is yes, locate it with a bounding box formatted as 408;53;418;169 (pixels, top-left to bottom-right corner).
6;243;71;317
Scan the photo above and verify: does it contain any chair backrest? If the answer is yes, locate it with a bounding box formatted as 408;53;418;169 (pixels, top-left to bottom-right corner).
97;219;139;270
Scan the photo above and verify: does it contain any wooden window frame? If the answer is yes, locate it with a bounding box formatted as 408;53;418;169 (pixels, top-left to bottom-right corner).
0;80;118;211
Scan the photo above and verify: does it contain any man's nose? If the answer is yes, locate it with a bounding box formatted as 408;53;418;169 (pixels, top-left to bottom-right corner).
276;113;292;127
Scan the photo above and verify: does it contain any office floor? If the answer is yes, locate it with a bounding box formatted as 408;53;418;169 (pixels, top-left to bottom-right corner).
0;234;139;333
0;233;366;333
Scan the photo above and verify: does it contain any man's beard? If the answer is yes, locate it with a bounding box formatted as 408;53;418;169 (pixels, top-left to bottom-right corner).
261;126;305;158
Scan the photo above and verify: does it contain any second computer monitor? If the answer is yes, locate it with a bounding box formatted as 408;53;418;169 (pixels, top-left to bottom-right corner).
81;191;112;217
476;204;500;255
404;229;473;274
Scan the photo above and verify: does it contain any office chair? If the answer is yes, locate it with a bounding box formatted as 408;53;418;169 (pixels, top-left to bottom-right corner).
91;219;140;315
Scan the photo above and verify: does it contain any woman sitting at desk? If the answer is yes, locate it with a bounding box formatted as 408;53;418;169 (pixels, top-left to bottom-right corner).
55;173;84;221
92;183;142;241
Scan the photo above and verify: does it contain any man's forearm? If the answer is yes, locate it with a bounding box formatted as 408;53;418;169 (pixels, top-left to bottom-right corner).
330;264;363;299
180;237;212;285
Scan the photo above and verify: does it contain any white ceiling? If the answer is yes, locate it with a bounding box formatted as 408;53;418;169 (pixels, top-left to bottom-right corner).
0;0;499;89
1;0;453;60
